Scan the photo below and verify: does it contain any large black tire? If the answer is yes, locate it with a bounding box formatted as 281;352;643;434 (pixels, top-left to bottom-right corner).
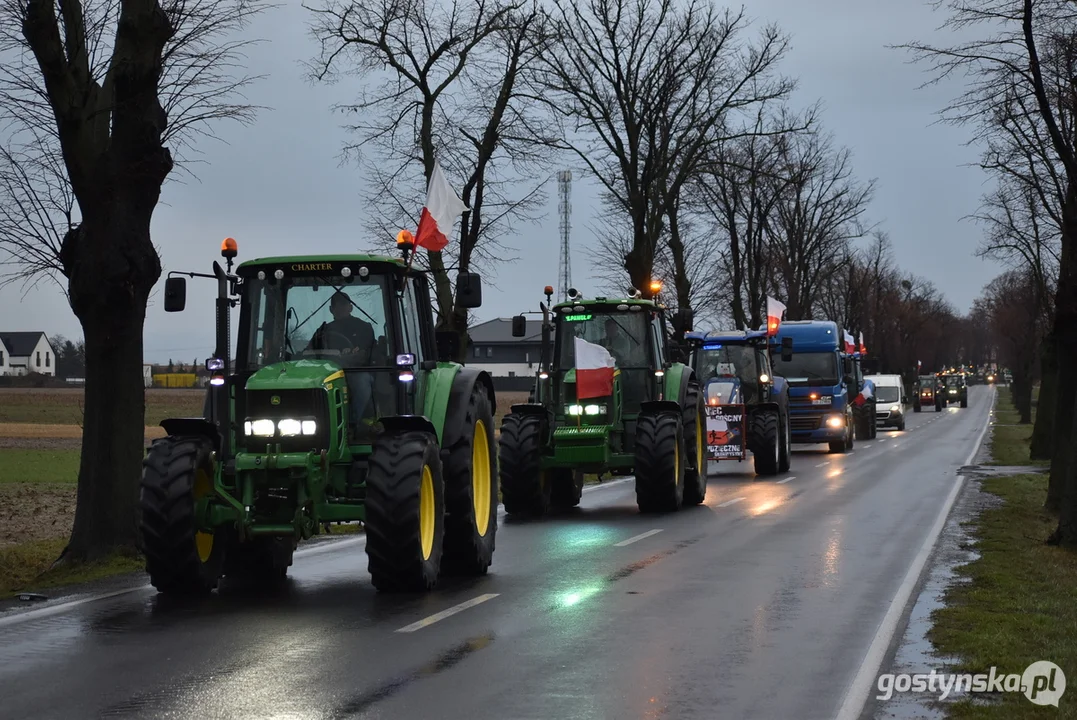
778;411;792;473
935;400;942;412
441;385;498;576
914;402;922;413
869;403;878;438
750;409;780;476
140;436;226;595
364;431;445;592
634;412;684;513
960;395;968;408
549;468;585;508
499;413;551;516
682;382;708;505
224;537;296;585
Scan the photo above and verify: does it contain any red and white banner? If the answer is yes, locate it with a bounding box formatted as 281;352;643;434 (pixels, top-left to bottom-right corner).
843;330;856;354
853;378;875;406
415;158;469;252
766;296;786;336
575;337;616;399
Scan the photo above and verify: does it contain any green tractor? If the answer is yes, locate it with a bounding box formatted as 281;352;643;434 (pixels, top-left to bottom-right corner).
140;238;498;594
498;286;707;515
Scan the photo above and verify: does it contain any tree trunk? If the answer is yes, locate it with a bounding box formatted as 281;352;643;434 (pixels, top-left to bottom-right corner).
1032;334;1056;463
1011;373;1032;424
1048;198;1077;543
61;216;159;561
666;208;690;309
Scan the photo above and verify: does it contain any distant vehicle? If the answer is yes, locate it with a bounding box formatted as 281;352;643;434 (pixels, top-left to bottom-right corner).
936;371;969;409
870;374;907;431
914;374;936;412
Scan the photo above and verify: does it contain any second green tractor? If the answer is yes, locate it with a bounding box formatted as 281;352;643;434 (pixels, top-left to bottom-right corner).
498;287;708;515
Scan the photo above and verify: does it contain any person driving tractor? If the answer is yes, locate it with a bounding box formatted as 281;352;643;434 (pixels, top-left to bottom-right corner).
306;291;379;429
603;317;640;366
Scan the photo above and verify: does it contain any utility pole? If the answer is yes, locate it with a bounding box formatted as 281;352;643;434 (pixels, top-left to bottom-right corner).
557;170;572;303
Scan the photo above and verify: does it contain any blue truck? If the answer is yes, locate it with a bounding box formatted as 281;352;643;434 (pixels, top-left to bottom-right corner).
684;329;793;475
767;320;876;453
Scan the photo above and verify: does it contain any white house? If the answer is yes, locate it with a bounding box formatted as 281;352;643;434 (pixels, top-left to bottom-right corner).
0;332;56;376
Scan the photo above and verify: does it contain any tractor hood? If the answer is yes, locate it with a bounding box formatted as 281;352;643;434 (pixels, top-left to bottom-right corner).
244;360;344;391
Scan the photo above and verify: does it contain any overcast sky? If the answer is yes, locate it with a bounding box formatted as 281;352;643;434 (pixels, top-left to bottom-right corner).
0;0;1000;363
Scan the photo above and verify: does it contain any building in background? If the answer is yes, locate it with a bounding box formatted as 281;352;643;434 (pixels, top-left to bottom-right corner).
0;332;56;376
467;318;544;392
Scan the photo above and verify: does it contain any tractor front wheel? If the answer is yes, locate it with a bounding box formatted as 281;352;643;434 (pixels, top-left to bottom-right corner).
364;431;445;592
442;384;498;576
499;413;551;516
750;409;781;476
634;412;685;513
682;382;708;505
778;411;792;473
139;436;226;595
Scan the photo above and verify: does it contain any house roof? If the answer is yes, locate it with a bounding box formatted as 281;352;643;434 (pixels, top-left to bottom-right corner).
0;331;49;357
469;318;544;343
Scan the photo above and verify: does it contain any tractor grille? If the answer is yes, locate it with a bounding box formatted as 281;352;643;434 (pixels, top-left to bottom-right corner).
241;388;331;453
790;414;821;432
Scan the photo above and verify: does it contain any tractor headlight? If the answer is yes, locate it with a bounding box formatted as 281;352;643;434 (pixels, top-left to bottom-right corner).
245;419;275;437
301;420;317;435
949;388;957;394
278;418;302;437
567;404;583;415
584;404;606;415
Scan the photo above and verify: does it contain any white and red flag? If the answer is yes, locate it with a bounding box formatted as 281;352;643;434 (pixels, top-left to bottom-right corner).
766;296;786;336
575;337;616;399
853;377;875;407
858;331;867;355
843;330;856;354
415;158;469;252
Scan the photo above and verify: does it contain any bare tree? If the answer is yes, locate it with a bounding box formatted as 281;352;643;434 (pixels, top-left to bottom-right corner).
0;0;268;561
536;0;790;302
902;0;1077;542
307;0;553;358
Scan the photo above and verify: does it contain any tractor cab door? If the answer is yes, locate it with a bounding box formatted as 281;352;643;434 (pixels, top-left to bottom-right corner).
398;273;437;415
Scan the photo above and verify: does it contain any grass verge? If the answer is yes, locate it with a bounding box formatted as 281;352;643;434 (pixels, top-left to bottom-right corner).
0;539;144;599
0;448;80;484
926;392;1076;718
988;390;1048;467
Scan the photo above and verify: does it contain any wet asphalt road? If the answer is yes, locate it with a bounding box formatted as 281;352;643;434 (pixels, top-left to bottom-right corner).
0;387;994;720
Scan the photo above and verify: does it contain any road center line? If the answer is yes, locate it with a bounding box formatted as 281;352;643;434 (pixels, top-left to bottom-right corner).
777;476;796;484
717;497;745;507
614;529;664;547
395;593;500;633
815;461;830;467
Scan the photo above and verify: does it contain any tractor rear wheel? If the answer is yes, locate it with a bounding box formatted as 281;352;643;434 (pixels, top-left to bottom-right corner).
442;385;498;576
750;409;781;476
914;401;922;413
960;395;968;408
634;412;685;513
499;413;551;516
224;537;296;584
682;382;708;505
549;469;585;508
364;431;445;592
139;436;226;595
778;411;792;472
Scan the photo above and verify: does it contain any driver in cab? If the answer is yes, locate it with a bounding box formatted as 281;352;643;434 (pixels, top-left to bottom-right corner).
305;291;376;366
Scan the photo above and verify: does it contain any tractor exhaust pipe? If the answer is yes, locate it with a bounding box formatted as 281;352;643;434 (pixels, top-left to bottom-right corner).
212;260;232;459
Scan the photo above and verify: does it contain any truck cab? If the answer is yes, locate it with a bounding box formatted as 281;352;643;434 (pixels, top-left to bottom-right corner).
768;320;855;453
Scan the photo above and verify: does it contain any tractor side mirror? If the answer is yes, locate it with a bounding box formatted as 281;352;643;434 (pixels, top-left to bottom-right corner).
436;330;461;361
164;277;187;312
456;272;482;309
671;308;694;334
511;315;527;337
781;336;793;362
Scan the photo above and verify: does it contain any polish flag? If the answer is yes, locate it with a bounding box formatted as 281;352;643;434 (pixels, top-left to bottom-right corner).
843;330;856;354
858;331;867;355
415;158;469;252
853;377;875;406
575;337;616;399
766;296;786;336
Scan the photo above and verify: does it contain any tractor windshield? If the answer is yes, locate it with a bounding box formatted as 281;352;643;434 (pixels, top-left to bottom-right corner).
695;345;760;404
771;351;840;386
241;274;393;371
555;311;651;369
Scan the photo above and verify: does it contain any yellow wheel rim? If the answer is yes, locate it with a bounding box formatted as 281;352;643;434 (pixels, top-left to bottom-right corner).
675;436;681;482
696;412;704;473
193;468;214;563
420;464;435;561
472;420;492;537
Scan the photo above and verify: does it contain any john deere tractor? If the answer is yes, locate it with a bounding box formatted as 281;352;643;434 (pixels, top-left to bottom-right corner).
139;237;498;594
498;286;707;515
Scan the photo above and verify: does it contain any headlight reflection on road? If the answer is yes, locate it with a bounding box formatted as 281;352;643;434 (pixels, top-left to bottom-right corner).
558;585;603;608
748;497;782;516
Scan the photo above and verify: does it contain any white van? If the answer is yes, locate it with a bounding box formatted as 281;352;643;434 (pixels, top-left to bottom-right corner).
870;374;907;431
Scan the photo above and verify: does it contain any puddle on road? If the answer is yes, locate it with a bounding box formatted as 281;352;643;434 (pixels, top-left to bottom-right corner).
870;476;1002;720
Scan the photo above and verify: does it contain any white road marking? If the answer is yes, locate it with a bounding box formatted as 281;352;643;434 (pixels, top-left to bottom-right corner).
0;588;146;629
835;386;995;720
614;529;664;547
777;476;796;485
395;593;500;633
815;461;830;467
717;497;745;507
